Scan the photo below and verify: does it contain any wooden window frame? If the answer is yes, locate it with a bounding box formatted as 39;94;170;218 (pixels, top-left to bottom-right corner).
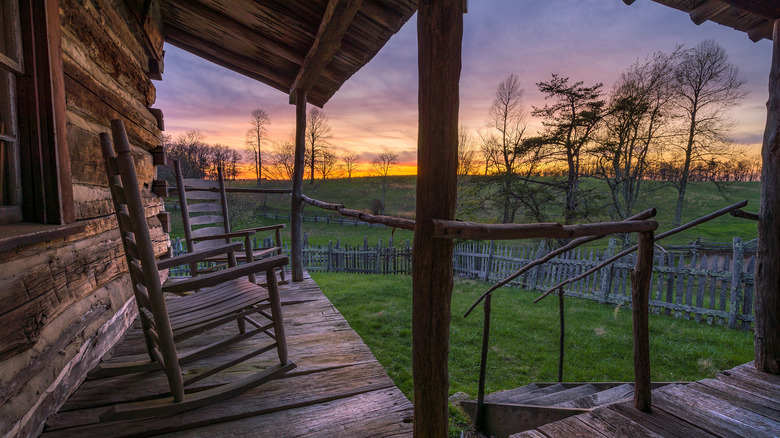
0;0;74;228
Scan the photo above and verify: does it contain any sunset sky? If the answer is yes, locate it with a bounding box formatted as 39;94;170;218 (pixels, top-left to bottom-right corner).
155;0;771;172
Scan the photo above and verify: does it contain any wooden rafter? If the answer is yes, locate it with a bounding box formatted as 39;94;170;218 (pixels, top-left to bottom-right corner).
289;0;363;104
165;0;304;65
719;0;780;20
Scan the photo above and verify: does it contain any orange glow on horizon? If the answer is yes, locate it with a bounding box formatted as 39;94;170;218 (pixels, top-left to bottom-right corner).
232;162;419;181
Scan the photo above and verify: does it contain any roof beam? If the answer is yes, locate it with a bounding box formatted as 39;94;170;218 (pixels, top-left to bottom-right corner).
719;0;780;20
167;1;303;65
289;0;363;104
690;0;731;25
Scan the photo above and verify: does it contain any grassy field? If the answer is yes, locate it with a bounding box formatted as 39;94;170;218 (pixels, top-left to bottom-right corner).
310;272;754;434
164;176;760;247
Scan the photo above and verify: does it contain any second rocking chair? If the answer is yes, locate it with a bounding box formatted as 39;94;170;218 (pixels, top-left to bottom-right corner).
95;120;295;421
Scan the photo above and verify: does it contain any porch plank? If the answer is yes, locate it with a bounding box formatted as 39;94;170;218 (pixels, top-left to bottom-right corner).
42;272;413;437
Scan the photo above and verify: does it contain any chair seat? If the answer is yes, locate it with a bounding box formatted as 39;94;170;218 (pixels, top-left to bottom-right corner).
161;278;272;339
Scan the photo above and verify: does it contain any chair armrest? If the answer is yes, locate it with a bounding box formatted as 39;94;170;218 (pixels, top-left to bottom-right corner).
192;230;256;242
157;242;243;270
161;254;289;294
246;224;285;232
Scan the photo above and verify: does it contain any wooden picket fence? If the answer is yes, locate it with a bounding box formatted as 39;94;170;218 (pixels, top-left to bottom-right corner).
168;236;755;330
453;237;755;330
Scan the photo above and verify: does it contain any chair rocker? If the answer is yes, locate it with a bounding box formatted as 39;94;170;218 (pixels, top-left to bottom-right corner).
94;120;295;421
173;159;286;285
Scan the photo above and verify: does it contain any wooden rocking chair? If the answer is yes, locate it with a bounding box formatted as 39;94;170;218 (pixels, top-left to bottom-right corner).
96;120;295;420
173;160;286;284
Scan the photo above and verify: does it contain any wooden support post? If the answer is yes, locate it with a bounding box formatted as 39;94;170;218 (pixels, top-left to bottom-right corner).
632;231;654;412
756;19;780;374
290;88;306;282
558;288;565;383
413;1;463;436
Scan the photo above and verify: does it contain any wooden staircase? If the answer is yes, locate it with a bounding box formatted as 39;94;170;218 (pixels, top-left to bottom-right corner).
462;382;677;438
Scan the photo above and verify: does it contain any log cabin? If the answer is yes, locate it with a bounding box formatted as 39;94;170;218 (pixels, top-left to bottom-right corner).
0;0;777;437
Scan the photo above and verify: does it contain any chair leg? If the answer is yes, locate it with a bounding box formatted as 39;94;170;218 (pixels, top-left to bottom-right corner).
265;268;287;364
236;313;247;334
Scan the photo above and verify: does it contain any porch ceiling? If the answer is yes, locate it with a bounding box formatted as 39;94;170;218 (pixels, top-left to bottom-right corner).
159;0;417;107
635;0;779;42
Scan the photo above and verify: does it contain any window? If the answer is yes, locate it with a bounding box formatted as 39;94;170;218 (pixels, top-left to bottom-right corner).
0;0;73;228
0;0;22;224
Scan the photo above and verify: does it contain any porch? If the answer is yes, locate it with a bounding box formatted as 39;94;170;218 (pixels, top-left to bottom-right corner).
39;272;413;437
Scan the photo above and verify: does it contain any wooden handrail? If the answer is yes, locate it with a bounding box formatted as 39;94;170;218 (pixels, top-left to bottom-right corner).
463;208;658;317
301;195;415;230
535;199;749;303
433;219;658;241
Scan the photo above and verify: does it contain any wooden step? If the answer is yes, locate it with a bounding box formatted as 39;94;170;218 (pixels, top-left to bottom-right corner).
500;383;568;404
484;384;541;403
520;384;600;406
554;383;635;409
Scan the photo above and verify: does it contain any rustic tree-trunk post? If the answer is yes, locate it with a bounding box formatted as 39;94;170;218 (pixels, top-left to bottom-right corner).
756;19;780;374
413;1;463;436
632;230;654;412
290;88;307;282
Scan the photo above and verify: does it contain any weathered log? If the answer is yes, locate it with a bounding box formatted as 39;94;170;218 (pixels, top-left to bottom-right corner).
730;208;760;221
289;0;364;102
464;208;657;317
301;195;415;230
413;1;463;436
290;89;306;282
536;200;748;302
755;19;780;374
433;219;658;241
633;231;654;412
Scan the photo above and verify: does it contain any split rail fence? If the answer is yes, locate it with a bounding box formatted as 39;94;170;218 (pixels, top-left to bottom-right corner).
168;236;754;329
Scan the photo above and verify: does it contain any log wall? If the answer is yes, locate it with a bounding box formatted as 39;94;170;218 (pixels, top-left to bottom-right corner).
0;0;166;435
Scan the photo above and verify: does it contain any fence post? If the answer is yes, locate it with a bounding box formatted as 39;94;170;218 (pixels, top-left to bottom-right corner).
483;241;495;282
327;241;333;272
729;237;744;329
599;238;617;304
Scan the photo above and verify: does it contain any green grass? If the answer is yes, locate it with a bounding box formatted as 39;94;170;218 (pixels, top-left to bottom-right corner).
165;176;759;248
311;272;754;433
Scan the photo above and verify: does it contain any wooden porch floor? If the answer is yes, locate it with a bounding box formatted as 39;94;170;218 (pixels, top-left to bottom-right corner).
511;362;780;438
40;272;413;437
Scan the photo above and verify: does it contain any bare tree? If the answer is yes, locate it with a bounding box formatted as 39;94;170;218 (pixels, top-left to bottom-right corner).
593;50;678;223
305;108;332;183
167;130;210;178
478;74;529;223
210;144;241;181
265;139;296;181
320;148;339;180
457;125;477;176
342;152;360;178
371;149;399;214
245;109;270;186
533;74;606;224
670;39;748;225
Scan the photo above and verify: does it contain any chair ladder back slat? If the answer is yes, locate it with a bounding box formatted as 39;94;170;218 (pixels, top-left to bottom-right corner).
124;235;140;260
135;283;152;310
187;203;223;213
189;215;225;226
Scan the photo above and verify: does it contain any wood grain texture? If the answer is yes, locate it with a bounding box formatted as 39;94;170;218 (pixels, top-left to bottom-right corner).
413;1;463;436
42;273;413;437
755;19;780;374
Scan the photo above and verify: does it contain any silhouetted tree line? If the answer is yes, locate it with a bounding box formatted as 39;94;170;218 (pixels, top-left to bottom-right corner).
162;131;241;181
